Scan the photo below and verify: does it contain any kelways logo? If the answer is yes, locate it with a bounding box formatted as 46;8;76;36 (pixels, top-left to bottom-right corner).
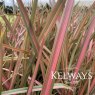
51;69;93;84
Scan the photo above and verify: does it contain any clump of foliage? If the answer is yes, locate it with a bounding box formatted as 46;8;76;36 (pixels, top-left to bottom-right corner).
0;0;95;95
